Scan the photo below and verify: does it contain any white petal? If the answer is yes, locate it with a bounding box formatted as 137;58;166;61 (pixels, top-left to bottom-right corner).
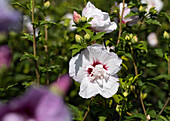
69;51;90;83
82;2;117;33
79;78;99;98
100;75;119;98
86;44;122;75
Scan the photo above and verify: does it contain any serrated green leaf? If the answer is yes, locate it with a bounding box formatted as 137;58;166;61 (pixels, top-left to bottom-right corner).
20;52;39;61
70;44;85;56
91;32;105;41
155;49;163;57
146;19;161;26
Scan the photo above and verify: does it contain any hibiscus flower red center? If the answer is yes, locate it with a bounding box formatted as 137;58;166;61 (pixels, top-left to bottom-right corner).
87;60;108;75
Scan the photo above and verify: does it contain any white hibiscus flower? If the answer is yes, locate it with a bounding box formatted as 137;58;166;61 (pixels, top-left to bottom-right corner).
69;44;122;98
119;3;140;26
141;0;164;13
82;1;117;33
147;32;158;47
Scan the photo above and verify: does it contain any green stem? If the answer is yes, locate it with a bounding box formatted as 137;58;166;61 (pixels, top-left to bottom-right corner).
31;0;40;87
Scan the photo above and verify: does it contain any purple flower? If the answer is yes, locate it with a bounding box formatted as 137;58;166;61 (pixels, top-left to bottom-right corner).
0;0;21;32
0;87;72;121
0;45;11;69
50;74;72;96
82;1;117;33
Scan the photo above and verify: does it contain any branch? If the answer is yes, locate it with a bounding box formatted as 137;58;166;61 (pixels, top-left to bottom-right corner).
156;97;170;119
137;17;145;37
32;0;40;87
82;97;93;121
116;0;125;46
130;45;148;120
43;0;49;86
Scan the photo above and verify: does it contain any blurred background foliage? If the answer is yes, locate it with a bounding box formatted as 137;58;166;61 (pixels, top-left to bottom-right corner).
0;0;169;121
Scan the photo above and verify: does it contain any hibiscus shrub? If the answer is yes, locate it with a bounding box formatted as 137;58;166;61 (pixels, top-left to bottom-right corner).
0;0;169;121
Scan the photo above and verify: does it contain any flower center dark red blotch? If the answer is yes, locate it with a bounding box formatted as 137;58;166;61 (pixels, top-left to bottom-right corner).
87;60;108;75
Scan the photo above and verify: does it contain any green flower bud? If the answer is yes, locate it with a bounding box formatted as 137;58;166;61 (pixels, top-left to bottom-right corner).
140;92;147;100
84;33;91;40
125;35;130;40
132;35;138;43
75;34;83;43
163;31;169;39
44;1;50;9
123;91;128;97
139;6;145;12
81;16;87;22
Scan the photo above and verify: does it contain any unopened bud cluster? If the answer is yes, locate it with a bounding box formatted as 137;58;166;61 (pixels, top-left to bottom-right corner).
73;11;87;24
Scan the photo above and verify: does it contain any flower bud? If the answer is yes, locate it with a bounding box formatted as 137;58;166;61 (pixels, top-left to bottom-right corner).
84;33;91;40
130;85;135;92
123;91;128;97
132;35;138;43
81;16;87;22
146;115;151;120
75;34;83;43
163;31;169;39
125;35;130;40
139;6;145;12
73;11;81;24
44;1;50;9
140;92;147;100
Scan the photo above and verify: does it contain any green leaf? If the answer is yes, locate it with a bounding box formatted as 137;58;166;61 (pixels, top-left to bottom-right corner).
124;11;138;18
11;2;27;9
70;44;85;56
146;19;161;26
159;12;170;22
131;113;146;121
113;94;124;104
88;17;93;22
22;33;33;42
20;52;39;61
146;63;157;68
155;49;164;57
148;74;170;81
148;110;157;118
99;116;107;121
159;115;169;121
91;32;105;41
68;104;84;121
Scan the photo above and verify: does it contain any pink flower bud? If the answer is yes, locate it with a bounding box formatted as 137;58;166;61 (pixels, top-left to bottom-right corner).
73;11;81;24
50;74;72;96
